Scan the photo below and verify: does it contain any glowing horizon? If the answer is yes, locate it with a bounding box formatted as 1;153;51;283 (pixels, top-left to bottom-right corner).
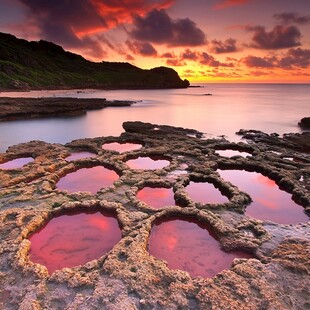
0;0;309;83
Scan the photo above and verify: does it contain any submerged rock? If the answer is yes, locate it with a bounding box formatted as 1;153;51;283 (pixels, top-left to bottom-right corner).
0;121;309;309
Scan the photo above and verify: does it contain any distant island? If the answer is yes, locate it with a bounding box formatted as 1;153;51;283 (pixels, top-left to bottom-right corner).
0;32;189;91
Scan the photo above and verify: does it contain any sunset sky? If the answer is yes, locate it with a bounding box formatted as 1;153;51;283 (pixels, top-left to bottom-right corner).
0;0;309;83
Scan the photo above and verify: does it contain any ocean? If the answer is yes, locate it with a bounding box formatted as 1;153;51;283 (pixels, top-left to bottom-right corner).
0;83;309;152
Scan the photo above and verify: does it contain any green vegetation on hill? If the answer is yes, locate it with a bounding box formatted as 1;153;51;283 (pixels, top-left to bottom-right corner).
0;32;189;90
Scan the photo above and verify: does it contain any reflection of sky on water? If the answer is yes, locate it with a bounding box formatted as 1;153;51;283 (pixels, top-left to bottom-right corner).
216;150;251;158
0;84;308;152
149;218;253;278
0;157;33;169
126;157;170;170
65;152;96;161
185;181;229;204
29;210;121;273
57;166;118;194
218;169;309;224
102;142;142;152
137;187;176;209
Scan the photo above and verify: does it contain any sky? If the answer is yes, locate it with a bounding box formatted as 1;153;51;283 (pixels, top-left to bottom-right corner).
0;0;310;83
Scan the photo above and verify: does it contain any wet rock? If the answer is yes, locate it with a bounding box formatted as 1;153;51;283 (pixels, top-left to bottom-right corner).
0;97;135;121
0;121;309;309
299;117;310;129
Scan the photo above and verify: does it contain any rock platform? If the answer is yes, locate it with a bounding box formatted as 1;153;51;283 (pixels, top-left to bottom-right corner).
0;121;309;309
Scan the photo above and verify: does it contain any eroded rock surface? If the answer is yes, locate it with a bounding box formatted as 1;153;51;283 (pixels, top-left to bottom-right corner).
0;122;309;309
0;97;135;121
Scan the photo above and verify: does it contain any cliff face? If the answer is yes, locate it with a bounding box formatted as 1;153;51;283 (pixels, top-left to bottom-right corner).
0;32;189;90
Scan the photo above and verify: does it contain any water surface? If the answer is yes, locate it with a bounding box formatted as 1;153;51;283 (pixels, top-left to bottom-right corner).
29;209;121;273
0;157;33;169
57;166;119;194
185;181;229;204
149;217;253;278
0;84;309;152
137;187;176;209
218;169;308;224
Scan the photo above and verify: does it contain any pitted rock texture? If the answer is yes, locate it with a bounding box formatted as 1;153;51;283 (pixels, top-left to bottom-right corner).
0;121;309;310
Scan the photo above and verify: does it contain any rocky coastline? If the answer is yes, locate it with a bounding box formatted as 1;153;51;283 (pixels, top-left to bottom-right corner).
0;97;135;121
0;121;309;309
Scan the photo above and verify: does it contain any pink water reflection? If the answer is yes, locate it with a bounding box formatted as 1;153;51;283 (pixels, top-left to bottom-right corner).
126;156;170;170
185;182;229;204
102;142;142;152
137;187;176;209
216;150;250;158
149;217;253;278
0;157;33;169
57;166;119;194
218;169;309;224
29;209;122;274
65;152;96;161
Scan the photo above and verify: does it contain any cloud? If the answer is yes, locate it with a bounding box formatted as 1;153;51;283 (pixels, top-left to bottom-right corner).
181;49;199;60
130;9;206;46
16;0;175;59
200;52;234;67
242;55;276;68
278;48;310;68
166;59;186;66
247;25;301;50
274;12;310;25
161;52;175;58
242;48;310;69
126;54;135;61
210;38;238;53
214;0;251;10
249;70;271;77
126;40;157;56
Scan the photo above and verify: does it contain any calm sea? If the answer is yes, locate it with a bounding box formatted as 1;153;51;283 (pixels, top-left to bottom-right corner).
0;83;309;152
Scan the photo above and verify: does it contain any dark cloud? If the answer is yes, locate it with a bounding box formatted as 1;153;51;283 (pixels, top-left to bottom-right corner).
248;25;301;50
161;52;175;58
16;0;175;59
200;52;234;67
274;12;310;25
242;55;276;68
243;48;310;69
214;0;251;10
126;40;157;56
130;9;206;46
19;0;107;46
278;48;310;68
181;49;199;60
210;38;238;53
166;59;186;66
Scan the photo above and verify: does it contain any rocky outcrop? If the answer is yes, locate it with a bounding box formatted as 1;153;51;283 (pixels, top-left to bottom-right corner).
0;122;309;309
299;117;310;129
0;97;134;121
0;32;189;90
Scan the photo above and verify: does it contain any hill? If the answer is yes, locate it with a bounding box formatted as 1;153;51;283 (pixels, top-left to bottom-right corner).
0;32;189;90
